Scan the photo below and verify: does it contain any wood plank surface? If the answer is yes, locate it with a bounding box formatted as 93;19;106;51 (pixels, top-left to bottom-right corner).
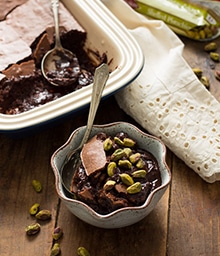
1;19;220;256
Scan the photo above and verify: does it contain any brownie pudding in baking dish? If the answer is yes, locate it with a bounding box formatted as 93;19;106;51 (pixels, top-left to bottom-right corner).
0;0;107;115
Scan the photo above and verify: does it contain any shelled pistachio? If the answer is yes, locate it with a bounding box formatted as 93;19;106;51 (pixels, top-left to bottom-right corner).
29;203;40;216
25;222;41;236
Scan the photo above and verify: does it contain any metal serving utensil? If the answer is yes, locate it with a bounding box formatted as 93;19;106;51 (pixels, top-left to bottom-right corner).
41;0;80;86
61;63;109;195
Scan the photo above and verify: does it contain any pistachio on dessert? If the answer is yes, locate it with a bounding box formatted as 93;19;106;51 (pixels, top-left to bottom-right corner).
70;132;162;214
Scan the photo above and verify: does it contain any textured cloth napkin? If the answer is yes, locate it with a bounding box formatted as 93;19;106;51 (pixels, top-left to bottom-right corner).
103;0;220;183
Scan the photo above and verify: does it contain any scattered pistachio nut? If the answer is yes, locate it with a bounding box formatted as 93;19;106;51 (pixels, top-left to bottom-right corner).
120;173;134;186
103;137;113;151
77;246;90;256
200;76;210;89
103;180;116;191
215;70;220;81
29;203;40;216
35;209;51;220
132;170;147;178
52;227;63;241
118;159;132;169
127;182;142;194
192;68;203;78
25;222;41;236
210;52;219;62
107;162;117;177
204;42;217;52
50;243;61;256
32;179;42;193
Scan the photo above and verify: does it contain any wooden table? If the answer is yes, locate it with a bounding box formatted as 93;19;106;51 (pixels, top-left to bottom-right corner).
1;35;220;256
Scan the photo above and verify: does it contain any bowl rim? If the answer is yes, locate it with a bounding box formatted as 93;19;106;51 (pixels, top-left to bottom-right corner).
51;121;171;218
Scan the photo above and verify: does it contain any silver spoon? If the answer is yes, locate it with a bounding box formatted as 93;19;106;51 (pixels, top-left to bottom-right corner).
41;0;80;86
61;63;109;196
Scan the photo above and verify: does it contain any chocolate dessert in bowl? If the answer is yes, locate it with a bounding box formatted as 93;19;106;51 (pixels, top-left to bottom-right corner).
51;122;171;228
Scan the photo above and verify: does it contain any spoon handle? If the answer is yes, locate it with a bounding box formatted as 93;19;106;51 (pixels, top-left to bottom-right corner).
51;0;62;48
79;63;109;147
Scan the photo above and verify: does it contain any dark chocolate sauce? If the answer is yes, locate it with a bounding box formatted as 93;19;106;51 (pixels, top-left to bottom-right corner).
70;132;162;215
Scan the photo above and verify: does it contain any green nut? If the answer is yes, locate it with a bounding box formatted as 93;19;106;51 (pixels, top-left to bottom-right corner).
123;137;136;147
204;26;213;38
192;68;202;78
107;162;117;176
199;29;206;40
77;246;90;256
103;180;116;191
204;42;217;52
132;170;147;178
120;173;134;186
52;227;63;241
210;52;219;62
118;159;132;169
129;153;141;164
127;182;142;194
111;148;126;161
200;76;210;89
29;203;40;216
123;148;132;157
103;137;113;151
35;209;51;221
114;136;124;146
136;158;145;169
25;222;41;236
32;179;42;193
50;243;61;256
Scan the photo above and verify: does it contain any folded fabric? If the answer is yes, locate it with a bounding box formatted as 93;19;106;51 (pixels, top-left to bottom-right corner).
103;0;220;183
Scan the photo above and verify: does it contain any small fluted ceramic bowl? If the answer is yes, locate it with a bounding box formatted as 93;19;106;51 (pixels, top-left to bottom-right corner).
51;122;171;228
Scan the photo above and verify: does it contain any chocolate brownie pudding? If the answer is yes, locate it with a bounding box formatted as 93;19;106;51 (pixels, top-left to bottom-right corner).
70;132;162;215
0;0;107;114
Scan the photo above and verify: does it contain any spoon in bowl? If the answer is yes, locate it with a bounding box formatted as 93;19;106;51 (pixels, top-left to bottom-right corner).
41;0;80;86
61;63;109;196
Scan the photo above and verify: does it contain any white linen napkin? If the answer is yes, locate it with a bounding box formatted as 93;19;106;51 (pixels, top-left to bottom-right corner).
102;0;220;183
